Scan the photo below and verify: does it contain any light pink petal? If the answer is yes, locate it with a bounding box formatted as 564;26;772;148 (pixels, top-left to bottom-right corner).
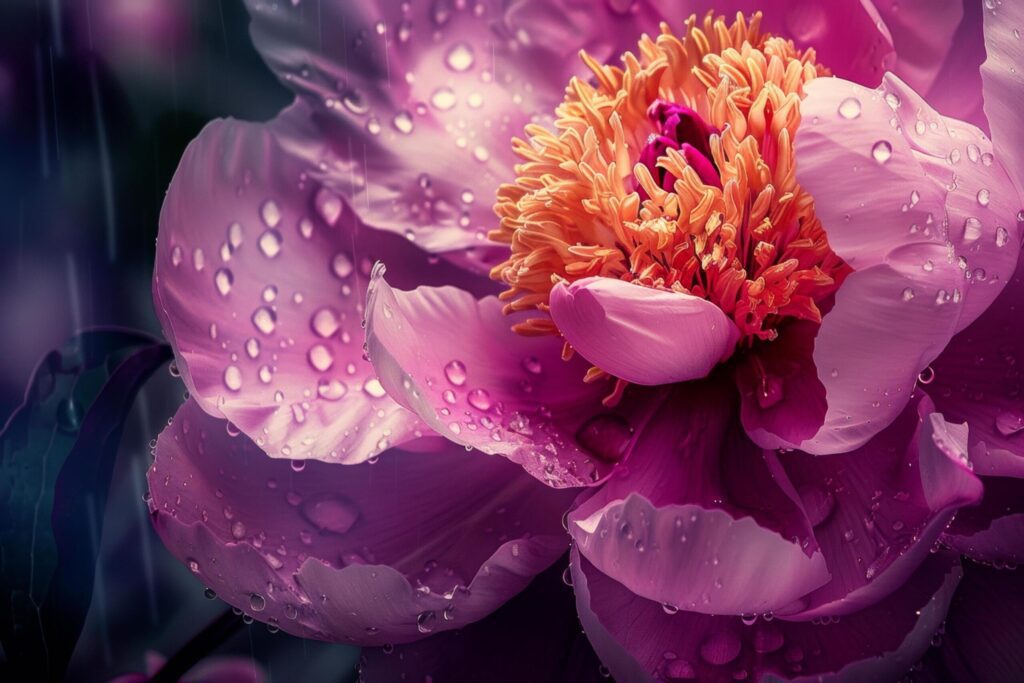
242;0;574;270
156;106;480;463
792;73;1021;454
364;268;642;488
148;400;574;645
568;385;829;616
735;320;827;449
572;547;962;683
778;395;982;619
981;0;1024;200
548;277;739;386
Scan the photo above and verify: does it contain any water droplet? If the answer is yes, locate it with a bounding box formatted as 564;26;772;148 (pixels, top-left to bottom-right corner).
977;189;991;207
332;252;354;278
838;97;861;119
261;200;282;228
214;268;234;296
884;92;901;110
252;307;277;335
393;110;414;134
308;344;334;372
316;188;343;226
171;245;183;266
311;307;340;338
444;360;467;386
918;366;936;385
363;378;387;398
223;365;243;392
467;388;492;411
300;494;359;534
317;379;348;400
431;87;457;111
996;226;1010;247
192;248;205;271
576;414;633;462
259;229;283;258
871;140;892;164
901;287;915;302
445;43;474;71
249;593;266;612
416;610;437;633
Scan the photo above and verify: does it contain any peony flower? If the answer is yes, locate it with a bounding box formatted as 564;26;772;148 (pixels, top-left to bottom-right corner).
149;1;1024;680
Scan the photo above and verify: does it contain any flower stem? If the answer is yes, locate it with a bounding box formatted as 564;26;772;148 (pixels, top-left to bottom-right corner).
149;608;244;682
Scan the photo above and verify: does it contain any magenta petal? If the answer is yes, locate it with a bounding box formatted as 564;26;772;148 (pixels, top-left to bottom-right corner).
929;261;1024;479
871;0;964;98
568;386;828;616
981;0;1024;200
364;267;638;488
779;395;982;619
548;277;739;386
793;74;1020;454
736;320;827;449
572;547;962;683
944;476;1024;565
148;400;574;645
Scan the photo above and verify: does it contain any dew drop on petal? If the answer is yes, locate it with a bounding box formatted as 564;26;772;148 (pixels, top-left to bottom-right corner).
445;43;474;72
214;268;234;296
393;110;414;134
332;252;354;279
223;365;242;392
444;360;467;386
467;388;492;411
261;199;282;228
871;140;892;164
259;229;283;258
252;307;277;335
416;610;437;633
837;97;861;119
300;494;360;534
308;344;335;372
431;87;457;111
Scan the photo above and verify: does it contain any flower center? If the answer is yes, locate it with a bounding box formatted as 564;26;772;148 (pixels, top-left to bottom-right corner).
490;12;850;388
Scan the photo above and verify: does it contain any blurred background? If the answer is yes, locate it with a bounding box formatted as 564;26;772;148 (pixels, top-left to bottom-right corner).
0;1;362;679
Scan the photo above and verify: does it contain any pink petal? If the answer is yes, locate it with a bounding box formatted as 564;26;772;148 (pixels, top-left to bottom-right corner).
548;277;739;386
792;73;1020;454
148;400;574;645
981;0;1024;200
567;385;829;616
243;0;574;269
778;395;982;619
155;107;462;463
364;268;632;488
571;547;962;683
